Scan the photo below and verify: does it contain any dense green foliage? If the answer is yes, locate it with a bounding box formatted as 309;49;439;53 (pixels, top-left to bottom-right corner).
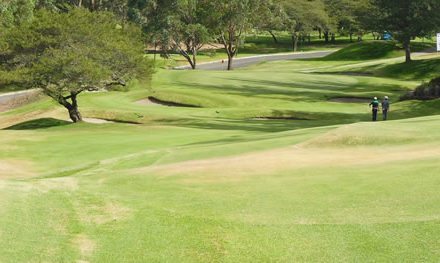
0;0;35;27
2;0;438;70
1;8;153;122
402;77;440;100
372;0;440;62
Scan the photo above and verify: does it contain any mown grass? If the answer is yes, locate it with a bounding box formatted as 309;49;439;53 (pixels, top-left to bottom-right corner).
377;57;440;80
323;41;402;61
1;47;440;262
149;33;357;68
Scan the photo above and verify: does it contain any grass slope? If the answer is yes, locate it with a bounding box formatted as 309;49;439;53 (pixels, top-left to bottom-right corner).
0;54;439;262
323;41;401;61
323;41;435;61
316;41;440;81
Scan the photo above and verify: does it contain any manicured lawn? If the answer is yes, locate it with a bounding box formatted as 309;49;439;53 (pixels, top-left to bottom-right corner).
1;51;439;262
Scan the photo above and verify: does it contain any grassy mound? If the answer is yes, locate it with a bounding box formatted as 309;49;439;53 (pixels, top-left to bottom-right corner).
378;57;440;80
323;41;401;61
4;118;71;130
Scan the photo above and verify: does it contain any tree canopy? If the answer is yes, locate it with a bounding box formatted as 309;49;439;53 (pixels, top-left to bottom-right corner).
2;0;439;75
1;8;153;122
372;0;440;62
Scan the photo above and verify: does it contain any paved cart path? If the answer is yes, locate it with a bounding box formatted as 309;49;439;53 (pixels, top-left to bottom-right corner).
174;50;335;70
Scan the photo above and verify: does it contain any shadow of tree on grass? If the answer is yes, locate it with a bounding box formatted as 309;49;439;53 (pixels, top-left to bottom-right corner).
4;118;71;130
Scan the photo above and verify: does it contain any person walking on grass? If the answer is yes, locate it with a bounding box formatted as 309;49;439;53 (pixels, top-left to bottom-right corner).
369;97;380;121
382;96;390;120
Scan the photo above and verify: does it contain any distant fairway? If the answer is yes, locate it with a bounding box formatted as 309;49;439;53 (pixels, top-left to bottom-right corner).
1;51;440;262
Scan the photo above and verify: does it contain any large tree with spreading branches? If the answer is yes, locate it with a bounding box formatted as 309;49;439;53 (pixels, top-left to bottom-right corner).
1;8;153;122
373;0;440;63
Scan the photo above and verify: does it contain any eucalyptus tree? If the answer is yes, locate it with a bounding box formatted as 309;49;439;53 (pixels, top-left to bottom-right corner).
281;0;329;51
129;0;175;59
1;9;153;122
351;0;381;41
207;0;261;70
372;0;440;63
325;0;358;42
127;0;211;69
255;0;288;44
169;0;211;69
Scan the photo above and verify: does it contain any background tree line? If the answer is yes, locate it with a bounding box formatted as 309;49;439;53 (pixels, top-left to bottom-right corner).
2;0;439;69
0;0;439;121
124;0;439;68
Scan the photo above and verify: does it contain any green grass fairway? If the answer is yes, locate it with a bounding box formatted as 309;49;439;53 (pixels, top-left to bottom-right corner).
1;50;440;262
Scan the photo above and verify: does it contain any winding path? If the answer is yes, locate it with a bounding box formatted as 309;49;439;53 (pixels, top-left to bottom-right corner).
0;89;41;113
174;50;335;70
1;51;335;111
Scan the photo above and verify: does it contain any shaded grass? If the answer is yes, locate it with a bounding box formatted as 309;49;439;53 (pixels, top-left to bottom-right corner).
323;41;401;61
323;41;435;62
378;57;440;80
4;118;71;130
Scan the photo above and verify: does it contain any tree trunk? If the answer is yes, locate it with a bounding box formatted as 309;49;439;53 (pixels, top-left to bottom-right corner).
192;47;197;69
227;33;236;70
68;105;82;123
324;31;329;43
220;30;237;71
68;93;82;122
292;33;298;52
55;91;83;123
227;54;233;70
331;33;335;43
403;39;411;63
78;0;82;7
268;31;278;44
318;28;322;39
350;33;353;42
176;40;196;69
180;50;195;69
153;42;157;62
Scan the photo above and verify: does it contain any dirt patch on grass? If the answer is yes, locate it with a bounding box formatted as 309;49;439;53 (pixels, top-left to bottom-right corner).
0;160;36;179
36;177;79;193
82;118;115;124
328;97;371;103
79;202;131;225
252;116;311;121
73;234;96;258
136;96;200;108
135;145;440;183
135;98;158;106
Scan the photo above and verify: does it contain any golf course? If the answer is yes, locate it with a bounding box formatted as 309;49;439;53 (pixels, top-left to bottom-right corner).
1;40;440;262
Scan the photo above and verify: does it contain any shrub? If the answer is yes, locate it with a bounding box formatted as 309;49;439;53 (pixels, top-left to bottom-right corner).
402;77;440;100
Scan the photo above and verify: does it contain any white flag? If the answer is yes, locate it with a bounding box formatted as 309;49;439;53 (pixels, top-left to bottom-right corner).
437;33;440;52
